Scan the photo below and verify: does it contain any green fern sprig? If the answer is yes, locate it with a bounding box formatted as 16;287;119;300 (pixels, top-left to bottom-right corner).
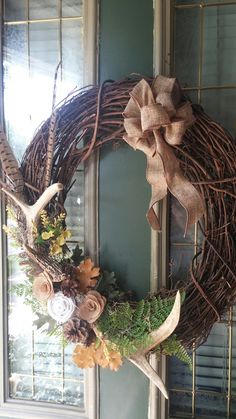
10;281;44;314
97;294;178;357
156;334;192;370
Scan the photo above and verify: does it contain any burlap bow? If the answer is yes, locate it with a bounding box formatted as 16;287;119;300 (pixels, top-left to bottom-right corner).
123;76;205;233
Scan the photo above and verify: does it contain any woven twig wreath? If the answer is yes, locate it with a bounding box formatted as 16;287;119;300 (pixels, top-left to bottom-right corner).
15;76;236;348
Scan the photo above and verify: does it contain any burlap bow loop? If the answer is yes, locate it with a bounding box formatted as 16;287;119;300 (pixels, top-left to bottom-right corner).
123;99;156;157
123;76;205;233
152;75;181;110
141;104;170;132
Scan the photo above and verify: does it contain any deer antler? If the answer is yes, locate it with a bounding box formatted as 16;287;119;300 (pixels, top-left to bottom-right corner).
128;290;181;399
2;183;63;225
0;111;63;246
2;183;63;245
128;353;169;399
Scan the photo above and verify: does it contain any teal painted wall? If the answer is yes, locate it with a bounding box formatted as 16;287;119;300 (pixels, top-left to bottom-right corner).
99;1;153;418
99;0;153;81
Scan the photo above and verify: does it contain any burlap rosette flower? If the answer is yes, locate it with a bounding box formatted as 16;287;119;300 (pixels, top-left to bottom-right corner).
47;291;75;323
32;272;54;302
77;290;106;324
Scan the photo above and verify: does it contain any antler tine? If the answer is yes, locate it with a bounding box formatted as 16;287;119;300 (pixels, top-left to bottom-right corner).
2;183;63;224
2;183;63;245
129;354;169;399
127;291;181;399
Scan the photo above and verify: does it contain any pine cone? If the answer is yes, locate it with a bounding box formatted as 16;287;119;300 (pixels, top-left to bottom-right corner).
63;318;96;345
61;277;80;298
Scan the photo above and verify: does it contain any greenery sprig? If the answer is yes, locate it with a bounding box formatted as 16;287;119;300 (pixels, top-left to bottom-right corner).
97;294;190;367
157;335;192;370
34;210;71;257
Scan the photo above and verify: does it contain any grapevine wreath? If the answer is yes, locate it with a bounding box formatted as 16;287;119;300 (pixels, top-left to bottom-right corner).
1;74;236;399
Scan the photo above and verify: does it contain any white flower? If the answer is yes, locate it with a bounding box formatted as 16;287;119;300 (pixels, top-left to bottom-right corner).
47;292;75;324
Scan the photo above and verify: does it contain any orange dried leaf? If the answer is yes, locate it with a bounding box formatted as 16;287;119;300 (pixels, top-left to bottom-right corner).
93;345;109;368
72;344;95;368
108;351;123;371
75;258;100;293
73;341;122;372
94;341;122;371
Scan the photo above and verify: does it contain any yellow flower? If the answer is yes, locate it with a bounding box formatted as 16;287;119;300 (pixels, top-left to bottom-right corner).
42;231;54;240
54;230;71;246
56;235;66;246
50;242;63;255
63;229;71;239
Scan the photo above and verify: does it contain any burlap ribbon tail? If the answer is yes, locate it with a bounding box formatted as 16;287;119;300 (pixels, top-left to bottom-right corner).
123;76;205;233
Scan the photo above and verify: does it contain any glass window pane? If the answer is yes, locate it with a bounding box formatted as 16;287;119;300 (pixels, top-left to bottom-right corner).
7;179;85;406
195;394;227;418
3;24;29;159
196;323;228;393
169;355;193;390
231;398;236;417
29;21;60;128
64;344;84;380
169;391;192;417
4;0;86;409
233;306;236;321
62;19;84;87
170;197;195;243
64;380;84;407
175;0;232;4
34;378;62;403
201;88;236;136
30;0;59;19
174;8;200;87
169;245;194;288
183;89;198;104
170;1;236;417
62;0;83;17
231;325;236;393
65;171;85;247
203;6;236;86
175;0;200;3
205;0;236;3
4;0;26;21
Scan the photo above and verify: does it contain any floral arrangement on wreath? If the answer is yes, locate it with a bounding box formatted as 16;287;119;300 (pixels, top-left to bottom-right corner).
0;74;210;399
5;206;190;400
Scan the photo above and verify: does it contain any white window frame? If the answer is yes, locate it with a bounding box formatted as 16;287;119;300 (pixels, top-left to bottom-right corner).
149;1;172;419
0;1;99;418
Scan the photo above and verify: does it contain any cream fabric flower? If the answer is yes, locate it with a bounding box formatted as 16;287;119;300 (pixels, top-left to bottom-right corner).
47;291;75;323
77;290;106;324
32;272;54;302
